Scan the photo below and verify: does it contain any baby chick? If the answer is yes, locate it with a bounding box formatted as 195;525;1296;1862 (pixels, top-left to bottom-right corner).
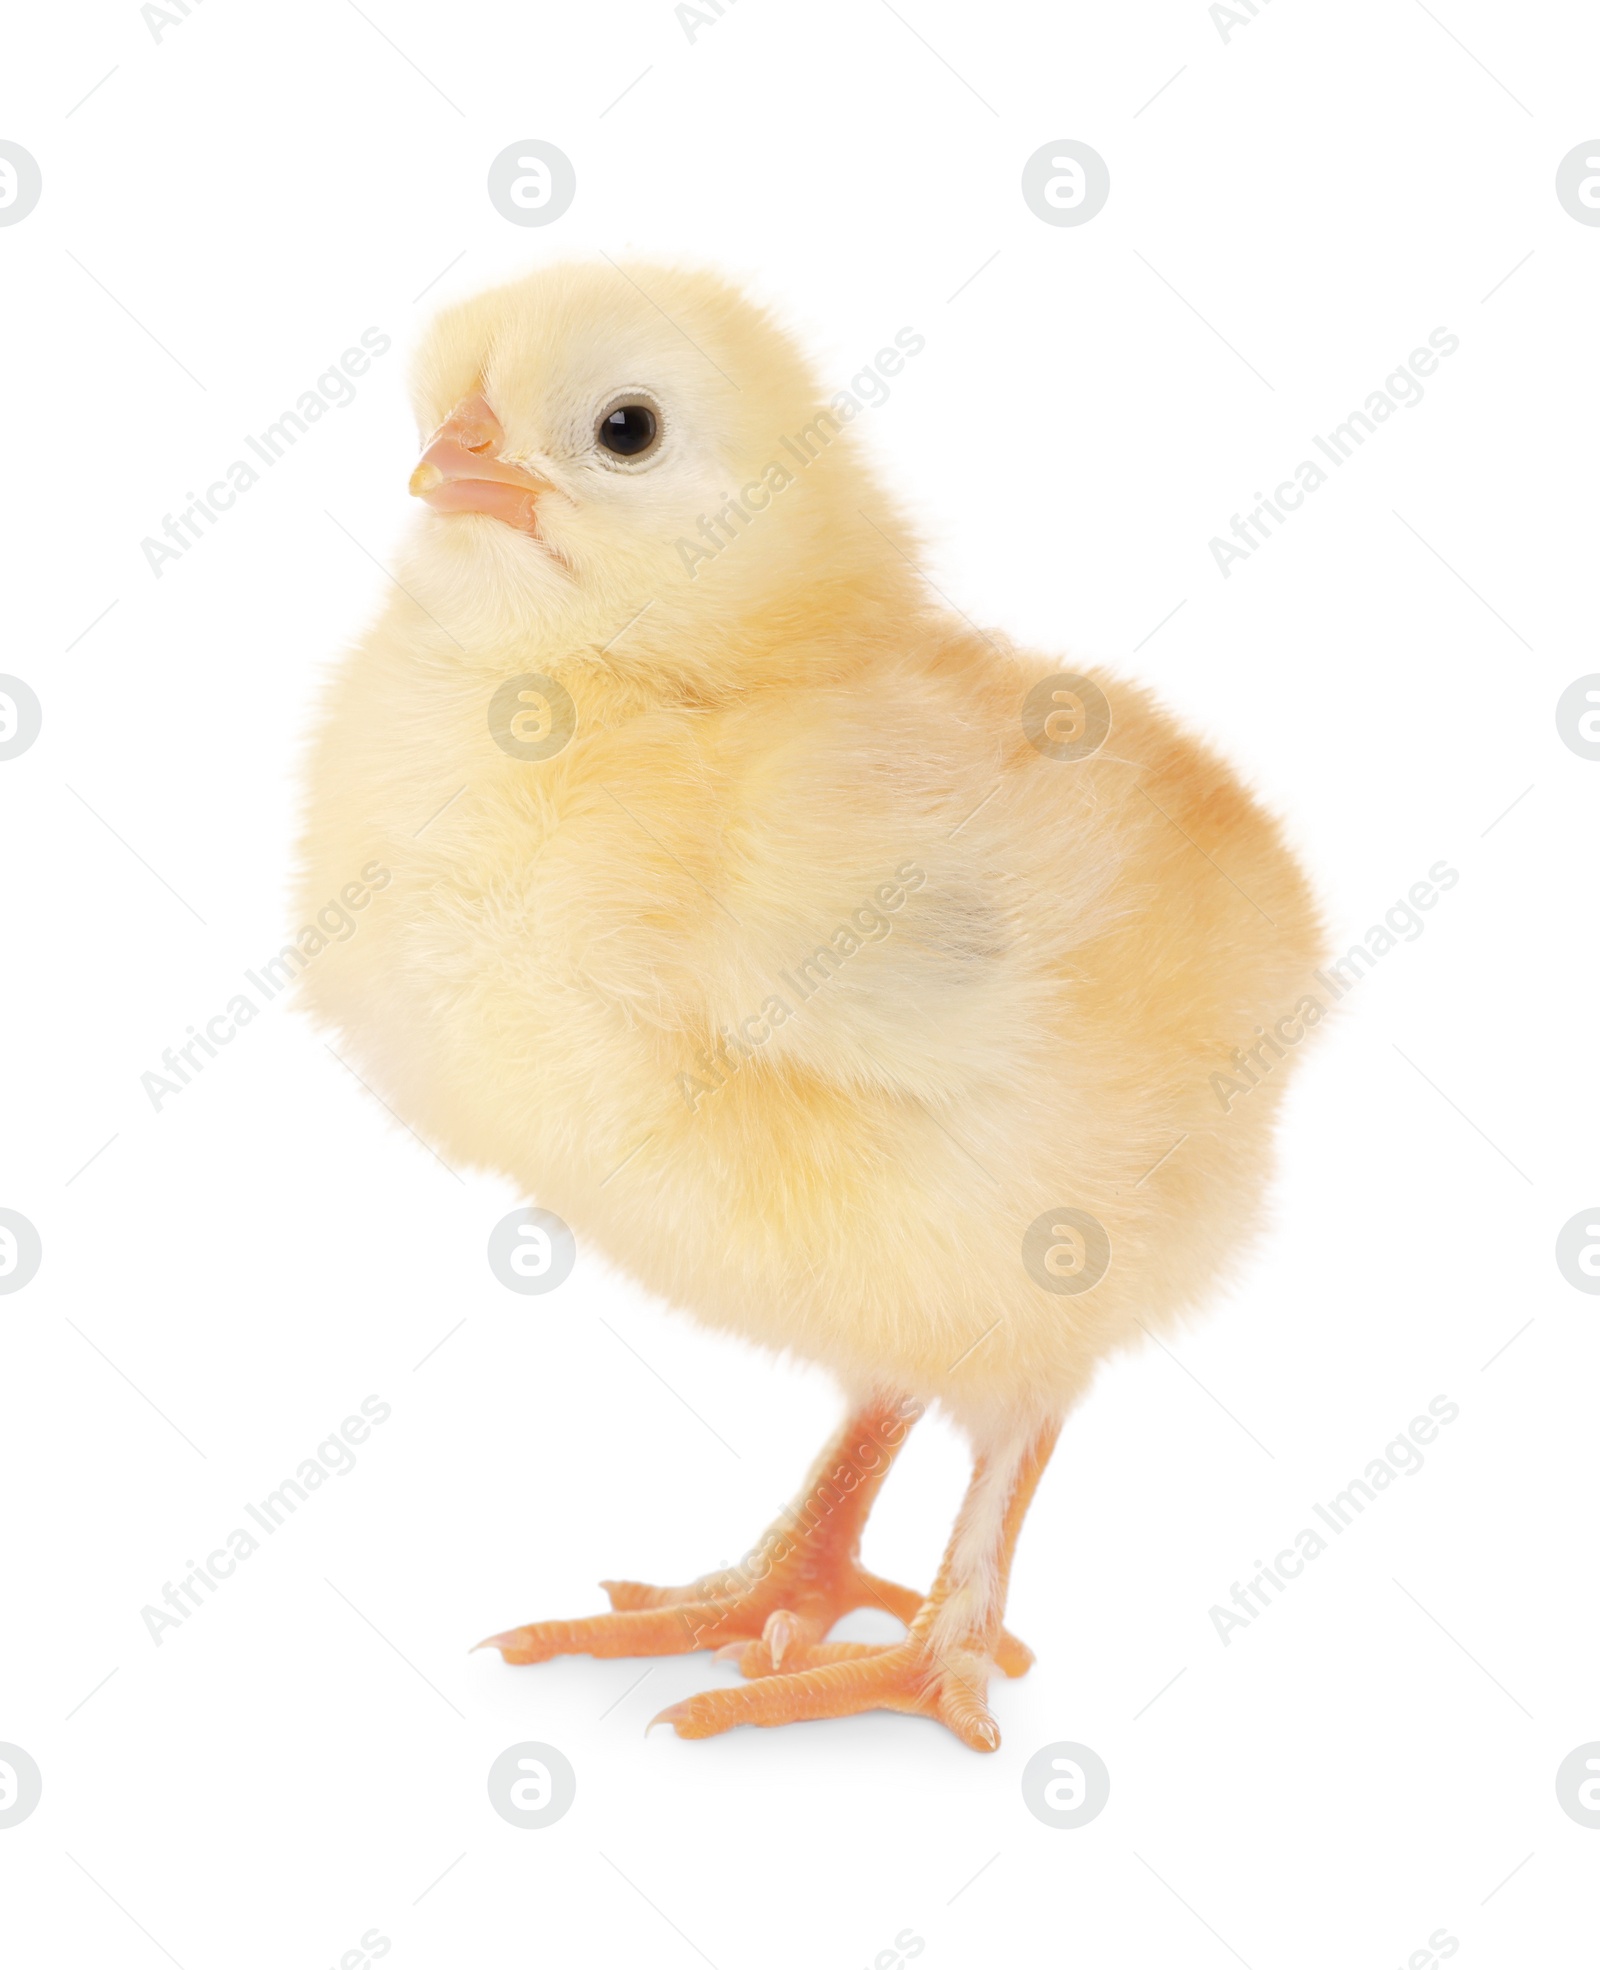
297;261;1322;1750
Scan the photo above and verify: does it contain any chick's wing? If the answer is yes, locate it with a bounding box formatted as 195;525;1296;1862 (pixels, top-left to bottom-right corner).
530;660;1127;1105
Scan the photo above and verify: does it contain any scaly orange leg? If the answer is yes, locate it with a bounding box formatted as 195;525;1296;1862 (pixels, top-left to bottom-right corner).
653;1415;1061;1751
478;1395;1034;1677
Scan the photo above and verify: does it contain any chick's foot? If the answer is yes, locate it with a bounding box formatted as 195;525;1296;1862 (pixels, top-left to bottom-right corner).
478;1395;1029;1673
654;1417;1064;1752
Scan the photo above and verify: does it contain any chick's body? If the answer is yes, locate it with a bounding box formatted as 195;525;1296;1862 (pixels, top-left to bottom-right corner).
298;263;1322;1746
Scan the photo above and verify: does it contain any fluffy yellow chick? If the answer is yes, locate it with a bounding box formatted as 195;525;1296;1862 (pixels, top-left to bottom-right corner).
297;261;1323;1750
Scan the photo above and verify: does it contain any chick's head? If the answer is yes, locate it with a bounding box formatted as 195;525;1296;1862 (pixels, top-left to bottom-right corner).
402;261;919;678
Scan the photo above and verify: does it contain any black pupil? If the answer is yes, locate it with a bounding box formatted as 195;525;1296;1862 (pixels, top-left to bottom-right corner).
600;403;656;456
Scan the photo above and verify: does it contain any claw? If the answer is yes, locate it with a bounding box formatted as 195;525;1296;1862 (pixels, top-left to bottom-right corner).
936;1673;1003;1751
764;1608;816;1672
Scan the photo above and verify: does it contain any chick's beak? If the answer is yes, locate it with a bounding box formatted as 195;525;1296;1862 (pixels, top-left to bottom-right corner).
409;393;549;535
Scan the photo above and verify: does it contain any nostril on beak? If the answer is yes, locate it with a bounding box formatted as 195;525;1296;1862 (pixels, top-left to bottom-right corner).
444;393;505;457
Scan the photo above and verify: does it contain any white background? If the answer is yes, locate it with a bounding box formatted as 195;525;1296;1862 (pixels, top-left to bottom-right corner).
3;1;1597;1965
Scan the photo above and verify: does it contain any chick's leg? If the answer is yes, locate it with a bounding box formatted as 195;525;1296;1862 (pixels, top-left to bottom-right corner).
653;1416;1060;1751
481;1394;1028;1670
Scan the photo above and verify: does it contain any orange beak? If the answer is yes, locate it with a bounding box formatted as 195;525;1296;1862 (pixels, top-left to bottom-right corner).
409;393;549;536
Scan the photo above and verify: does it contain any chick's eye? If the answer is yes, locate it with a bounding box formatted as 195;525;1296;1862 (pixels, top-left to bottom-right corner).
596;399;660;460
